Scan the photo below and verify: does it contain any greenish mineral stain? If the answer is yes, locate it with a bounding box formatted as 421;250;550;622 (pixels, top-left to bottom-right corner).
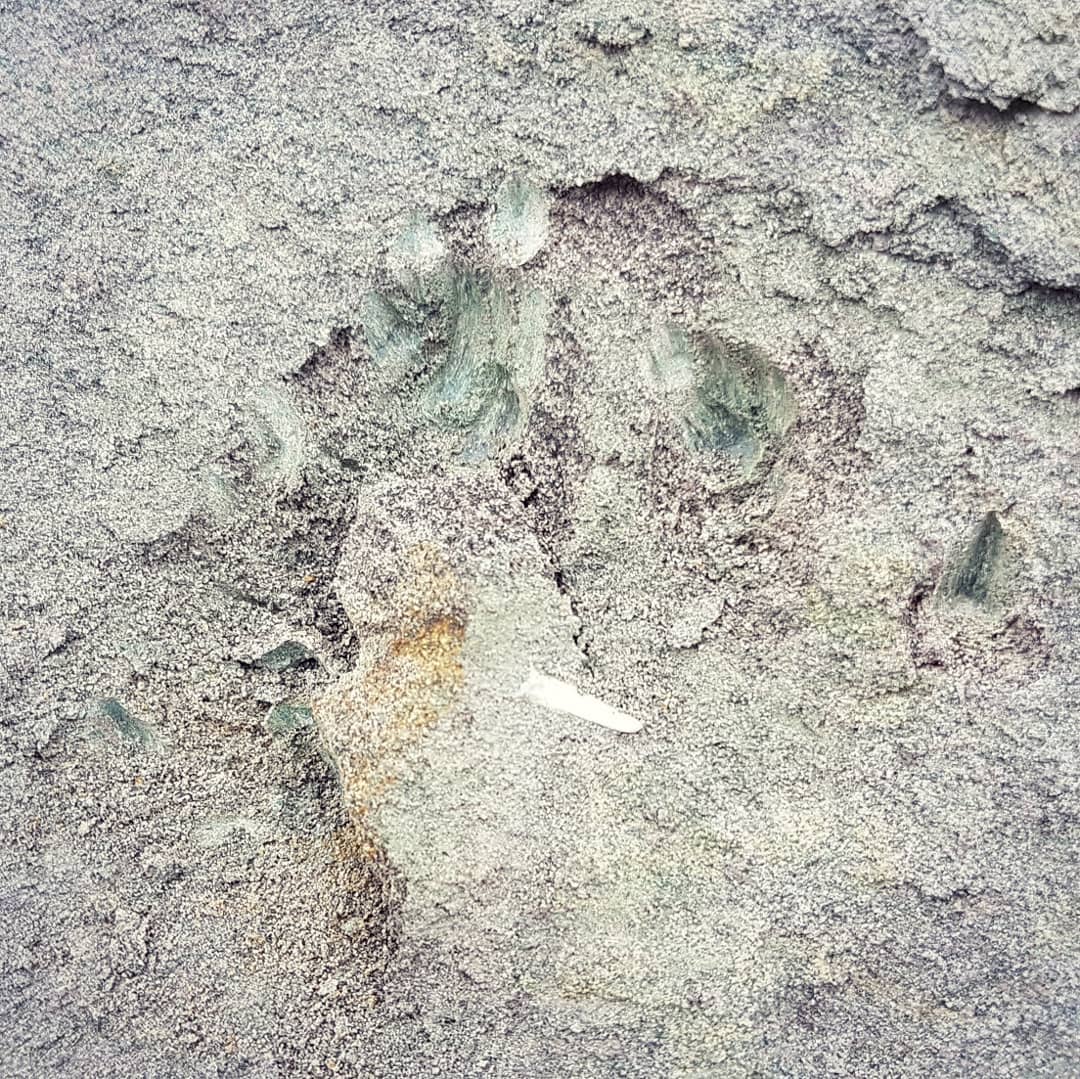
96;698;152;746
488;176;549;268
459;365;521;464
652;325;795;470
389;215;450;303
255;641;315;672
265;702;314;736
361;291;421;373
422;271;524;462
362;203;548;464
252;386;307;491
943;512;1004;603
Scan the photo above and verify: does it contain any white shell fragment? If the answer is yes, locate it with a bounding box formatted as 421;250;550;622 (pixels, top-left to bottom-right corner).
518;669;642;734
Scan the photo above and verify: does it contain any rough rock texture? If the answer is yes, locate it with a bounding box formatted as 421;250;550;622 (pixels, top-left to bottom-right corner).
2;2;1080;1076
901;1;1080;112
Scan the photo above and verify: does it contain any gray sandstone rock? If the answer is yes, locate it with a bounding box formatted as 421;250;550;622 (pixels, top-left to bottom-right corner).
2;2;1079;1076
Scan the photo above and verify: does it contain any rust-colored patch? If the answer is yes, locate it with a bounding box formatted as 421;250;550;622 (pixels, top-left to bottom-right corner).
387;614;466;670
330;820;386;864
316;543;468;819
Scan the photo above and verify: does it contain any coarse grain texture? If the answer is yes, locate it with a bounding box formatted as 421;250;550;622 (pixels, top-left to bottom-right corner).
2;1;1079;1076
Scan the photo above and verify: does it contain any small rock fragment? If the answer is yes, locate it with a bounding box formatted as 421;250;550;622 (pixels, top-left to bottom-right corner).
93;698;153;747
265;702;314;735
254;641;316;672
941;511;1004;604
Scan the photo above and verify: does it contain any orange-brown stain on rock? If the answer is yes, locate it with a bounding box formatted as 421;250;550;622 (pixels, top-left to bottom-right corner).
317;543;468;819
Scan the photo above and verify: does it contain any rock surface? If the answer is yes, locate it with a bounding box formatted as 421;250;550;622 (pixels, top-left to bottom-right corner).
2;1;1079;1076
